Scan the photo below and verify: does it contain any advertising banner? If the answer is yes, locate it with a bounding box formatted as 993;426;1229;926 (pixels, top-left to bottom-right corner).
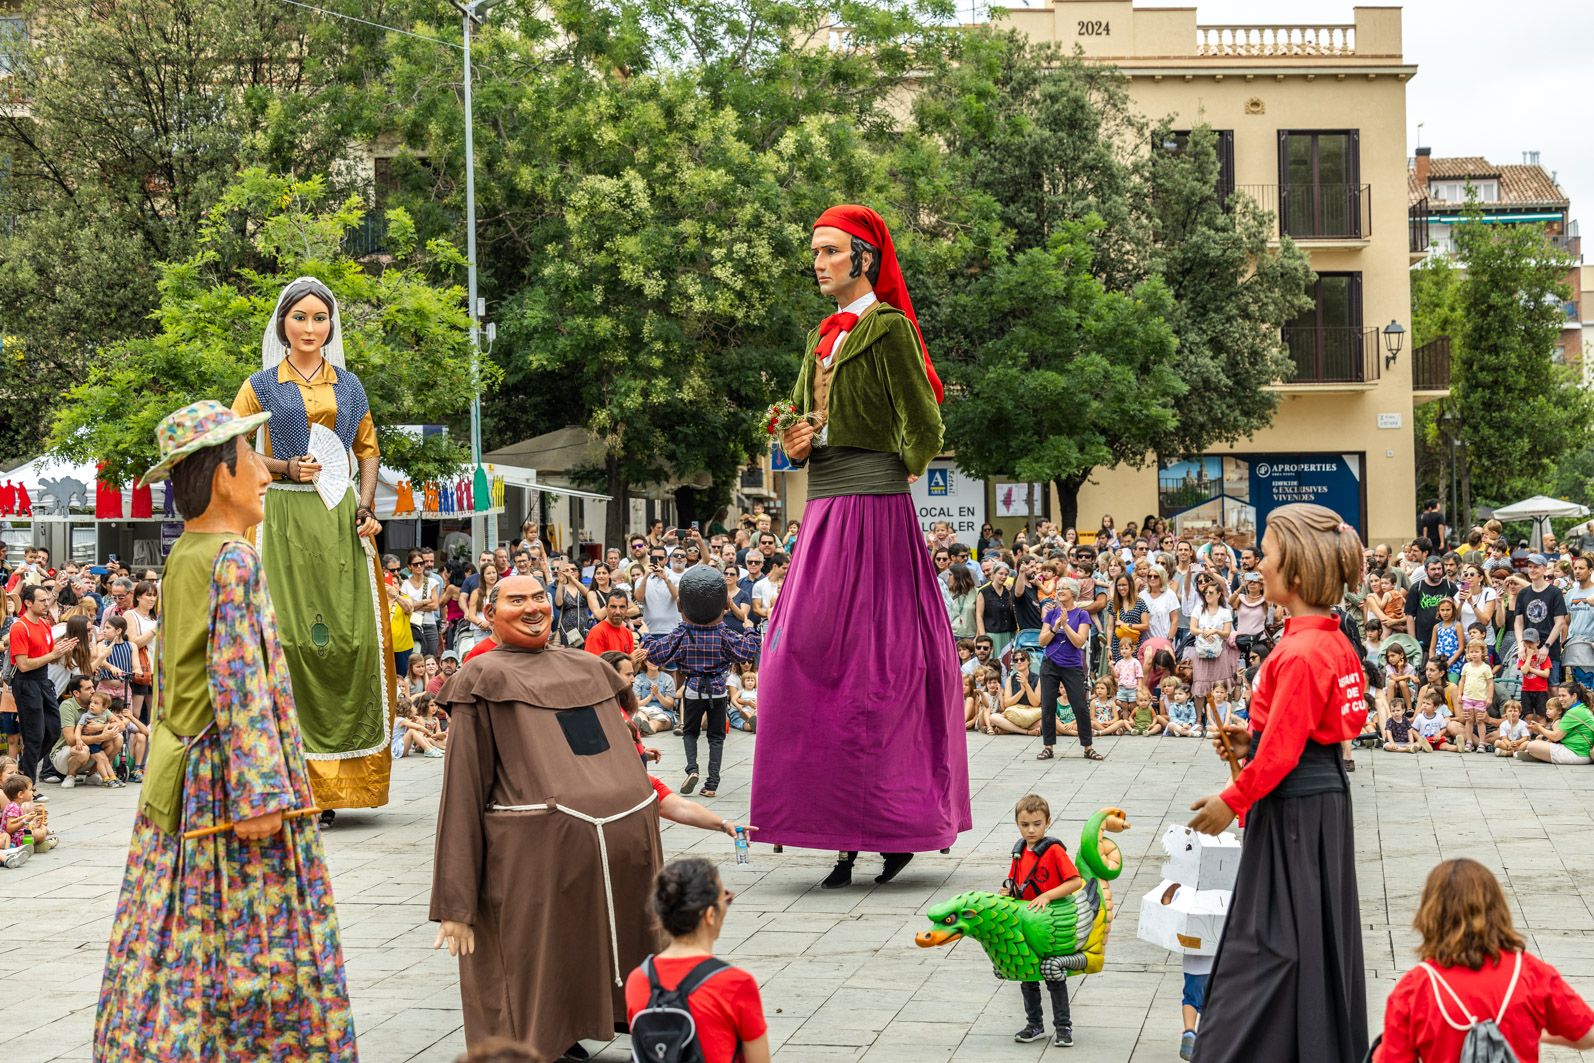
911;459;984;539
1159;453;1364;542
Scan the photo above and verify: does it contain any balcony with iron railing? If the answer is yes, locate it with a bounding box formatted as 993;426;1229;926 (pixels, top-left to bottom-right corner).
1280;325;1380;386
1409;197;1431;256
1548;232;1582;258
1237;184;1371;242
1412;337;1452;394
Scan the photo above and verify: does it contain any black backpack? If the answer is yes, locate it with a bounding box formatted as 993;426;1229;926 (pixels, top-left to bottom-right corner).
630;955;731;1063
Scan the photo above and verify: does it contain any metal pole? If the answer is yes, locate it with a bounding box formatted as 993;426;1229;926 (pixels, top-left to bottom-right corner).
462;3;485;553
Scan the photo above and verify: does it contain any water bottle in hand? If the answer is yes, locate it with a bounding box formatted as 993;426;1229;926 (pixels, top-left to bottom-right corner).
734;826;751;866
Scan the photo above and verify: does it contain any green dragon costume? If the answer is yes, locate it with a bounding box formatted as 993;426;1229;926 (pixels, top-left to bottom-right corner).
915;808;1130;982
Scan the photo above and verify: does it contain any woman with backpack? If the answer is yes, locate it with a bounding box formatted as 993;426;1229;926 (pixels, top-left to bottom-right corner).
1375;858;1594;1061
626;857;769;1063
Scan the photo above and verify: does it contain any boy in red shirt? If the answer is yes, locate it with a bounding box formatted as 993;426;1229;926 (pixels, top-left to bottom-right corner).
1003;793;1083;1048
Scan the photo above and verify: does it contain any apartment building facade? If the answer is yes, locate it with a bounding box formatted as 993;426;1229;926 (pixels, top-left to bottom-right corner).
985;0;1431;546
1409;147;1582;375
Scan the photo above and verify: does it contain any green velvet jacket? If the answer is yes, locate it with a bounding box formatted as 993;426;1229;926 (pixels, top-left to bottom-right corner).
791;302;944;478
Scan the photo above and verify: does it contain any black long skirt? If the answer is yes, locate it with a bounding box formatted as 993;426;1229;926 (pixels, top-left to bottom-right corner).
1190;787;1368;1063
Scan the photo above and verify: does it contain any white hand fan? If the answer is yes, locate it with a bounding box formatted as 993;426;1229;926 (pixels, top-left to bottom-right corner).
307;423;352;511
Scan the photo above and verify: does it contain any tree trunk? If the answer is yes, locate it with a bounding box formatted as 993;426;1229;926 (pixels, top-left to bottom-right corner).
1051;472;1090;534
604;455;629;550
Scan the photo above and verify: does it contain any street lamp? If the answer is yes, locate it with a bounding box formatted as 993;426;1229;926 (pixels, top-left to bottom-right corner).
1382;319;1406;370
448;0;504;550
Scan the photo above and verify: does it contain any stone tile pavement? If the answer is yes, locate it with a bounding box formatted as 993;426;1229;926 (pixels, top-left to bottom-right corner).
8;728;1594;1062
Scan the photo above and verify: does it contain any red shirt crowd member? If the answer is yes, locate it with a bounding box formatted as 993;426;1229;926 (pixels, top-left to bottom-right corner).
462;635;496;662
1186;503;1372;1063
625;858;769;1063
1377;858;1594;1062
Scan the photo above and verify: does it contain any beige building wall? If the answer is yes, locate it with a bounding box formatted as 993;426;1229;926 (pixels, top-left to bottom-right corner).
999;1;1426;546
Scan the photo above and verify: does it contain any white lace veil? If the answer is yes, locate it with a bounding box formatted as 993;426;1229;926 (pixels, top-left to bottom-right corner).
260;276;346;370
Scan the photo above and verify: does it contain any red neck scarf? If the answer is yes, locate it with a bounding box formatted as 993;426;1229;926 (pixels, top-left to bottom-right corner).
815;311;859;362
812;205;943;403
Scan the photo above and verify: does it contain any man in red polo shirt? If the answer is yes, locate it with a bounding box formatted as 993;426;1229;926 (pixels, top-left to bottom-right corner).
10;584;80;782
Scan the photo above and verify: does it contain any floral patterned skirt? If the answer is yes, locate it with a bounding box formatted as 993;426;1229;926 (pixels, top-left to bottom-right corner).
95;733;356;1062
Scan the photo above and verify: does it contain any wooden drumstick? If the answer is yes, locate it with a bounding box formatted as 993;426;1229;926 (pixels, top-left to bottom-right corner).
182;807;322;840
1205;693;1242;780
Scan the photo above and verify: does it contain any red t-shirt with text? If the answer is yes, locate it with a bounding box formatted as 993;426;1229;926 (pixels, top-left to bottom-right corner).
1007;840;1080;901
625;956;767;1063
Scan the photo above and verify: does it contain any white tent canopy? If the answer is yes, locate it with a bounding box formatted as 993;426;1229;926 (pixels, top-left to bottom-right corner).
1489;495;1590;549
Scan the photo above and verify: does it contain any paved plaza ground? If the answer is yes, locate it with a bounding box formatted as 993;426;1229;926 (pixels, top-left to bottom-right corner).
9;726;1594;1062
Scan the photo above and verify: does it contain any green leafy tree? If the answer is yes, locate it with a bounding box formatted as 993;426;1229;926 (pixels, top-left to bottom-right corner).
940;219;1182;530
1408;257;1464;517
370;1;954;541
0;0;421;462
47;172;478;483
1451;213;1587;505
910;29;1150;293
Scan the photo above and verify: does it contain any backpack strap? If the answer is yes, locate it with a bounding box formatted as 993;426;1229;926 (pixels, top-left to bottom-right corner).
1417;962;1477;1031
644;955;664;995
673;957;731;999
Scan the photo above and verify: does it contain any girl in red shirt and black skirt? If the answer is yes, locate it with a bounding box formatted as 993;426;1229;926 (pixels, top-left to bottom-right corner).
1186;503;1370;1063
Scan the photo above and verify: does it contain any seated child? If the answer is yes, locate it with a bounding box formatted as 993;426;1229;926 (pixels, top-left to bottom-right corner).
1492;699;1530;757
1163;682;1198;737
727;663;758;733
391;702;444;759
1088;678;1131;737
1412;691;1454;752
1383;701;1420;753
1003;794;1083;1049
975;668;1004;735
1055;694;1079;739
417;693;447;748
1113;632;1143;722
2;774;55;852
1135;689;1160;736
964;673;981;732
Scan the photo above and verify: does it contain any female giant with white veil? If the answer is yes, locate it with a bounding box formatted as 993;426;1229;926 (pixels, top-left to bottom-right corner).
233;277;396;825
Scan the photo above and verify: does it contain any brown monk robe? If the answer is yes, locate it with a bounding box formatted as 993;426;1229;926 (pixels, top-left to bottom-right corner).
430;575;663;1058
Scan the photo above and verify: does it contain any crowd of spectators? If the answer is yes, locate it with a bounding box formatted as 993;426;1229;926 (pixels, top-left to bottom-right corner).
7;497;1594;865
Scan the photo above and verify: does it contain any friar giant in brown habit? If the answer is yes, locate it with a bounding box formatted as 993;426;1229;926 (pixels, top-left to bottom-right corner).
430;573;663;1061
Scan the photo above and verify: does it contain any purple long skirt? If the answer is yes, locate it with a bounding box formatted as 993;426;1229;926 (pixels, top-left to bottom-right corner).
750;492;972;852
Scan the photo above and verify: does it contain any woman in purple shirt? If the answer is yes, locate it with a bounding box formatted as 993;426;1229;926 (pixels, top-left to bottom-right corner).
1037;578;1102;761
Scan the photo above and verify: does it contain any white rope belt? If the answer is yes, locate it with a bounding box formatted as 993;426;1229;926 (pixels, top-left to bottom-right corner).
488;791;658;985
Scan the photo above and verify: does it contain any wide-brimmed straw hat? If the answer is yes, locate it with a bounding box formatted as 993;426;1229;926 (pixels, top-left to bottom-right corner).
138;400;271;487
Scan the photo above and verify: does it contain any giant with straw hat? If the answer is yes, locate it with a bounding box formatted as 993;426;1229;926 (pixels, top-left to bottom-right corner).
97;397;356;1059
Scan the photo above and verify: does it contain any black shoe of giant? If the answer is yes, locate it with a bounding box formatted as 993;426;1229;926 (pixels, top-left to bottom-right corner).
820;855;856;890
875;852;914;884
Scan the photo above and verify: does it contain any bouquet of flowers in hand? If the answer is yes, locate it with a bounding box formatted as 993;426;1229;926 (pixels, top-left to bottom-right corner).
764;402;823;437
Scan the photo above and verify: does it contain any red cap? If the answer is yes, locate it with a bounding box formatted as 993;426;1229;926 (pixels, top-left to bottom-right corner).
813;204;943;404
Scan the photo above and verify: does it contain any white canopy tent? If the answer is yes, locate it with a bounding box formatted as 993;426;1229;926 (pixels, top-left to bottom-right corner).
1489;495;1590;550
